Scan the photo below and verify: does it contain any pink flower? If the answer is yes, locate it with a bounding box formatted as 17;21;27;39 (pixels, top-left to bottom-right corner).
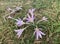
16;18;25;26
8;16;12;19
6;7;12;12
28;8;35;15
8;16;25;26
26;8;35;23
10;9;16;14
34;28;45;40
26;14;35;23
14;29;24;38
15;6;22;11
14;26;28;38
41;16;48;21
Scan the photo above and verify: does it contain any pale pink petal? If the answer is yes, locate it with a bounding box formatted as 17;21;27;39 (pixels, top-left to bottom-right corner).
39;31;45;35
8;16;12;19
27;14;30;18
41;16;48;21
36;32;39;40
14;29;20;32
32;8;35;12
38;32;42;38
16;19;25;26
34;27;45;40
14;29;24;38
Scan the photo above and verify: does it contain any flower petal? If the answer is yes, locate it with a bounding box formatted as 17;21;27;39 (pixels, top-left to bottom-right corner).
36;32;39;40
38;32;42;38
27;14;30;18
14;29;20;32
14;29;24;38
39;31;45;35
16;19;25;26
8;16;12;19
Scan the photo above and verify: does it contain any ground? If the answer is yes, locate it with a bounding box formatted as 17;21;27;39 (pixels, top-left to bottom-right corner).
0;0;60;44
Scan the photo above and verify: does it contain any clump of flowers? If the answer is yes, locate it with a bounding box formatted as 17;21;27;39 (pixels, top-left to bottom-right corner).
8;8;48;40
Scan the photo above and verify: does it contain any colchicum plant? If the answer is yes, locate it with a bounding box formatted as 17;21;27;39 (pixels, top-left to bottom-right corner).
7;8;48;40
